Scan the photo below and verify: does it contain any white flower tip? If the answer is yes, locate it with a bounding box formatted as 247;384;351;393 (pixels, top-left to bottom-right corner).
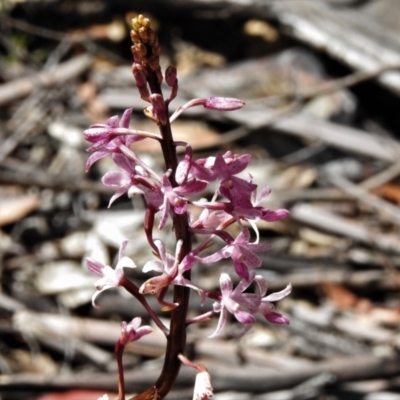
97;395;109;400
117;256;136;270
193;370;213;400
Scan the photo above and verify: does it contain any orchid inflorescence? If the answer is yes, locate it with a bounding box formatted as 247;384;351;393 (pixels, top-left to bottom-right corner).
84;14;291;400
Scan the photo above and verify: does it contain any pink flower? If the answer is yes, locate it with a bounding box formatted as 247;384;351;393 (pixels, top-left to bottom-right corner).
102;154;140;207
209;273;291;337
84;109;149;171
193;180;289;229
190;151;252;184
86;240;136;307
209;272;258;338
159;171;207;229
197;228;271;280
140;239;203;301
119;317;153;346
256;276;292;325
251;185;290;222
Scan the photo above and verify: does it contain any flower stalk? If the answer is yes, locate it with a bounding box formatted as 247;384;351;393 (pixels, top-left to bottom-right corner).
84;14;291;400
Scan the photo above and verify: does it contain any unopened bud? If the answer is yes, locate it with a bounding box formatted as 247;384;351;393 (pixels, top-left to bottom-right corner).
204;96;245;111
148;55;160;72
130;29;140;43
148;55;163;84
165;66;177;87
166;66;178;102
135;43;147;57
132;14;150;32
131;44;146;64
138;26;150;43
132;64;150;101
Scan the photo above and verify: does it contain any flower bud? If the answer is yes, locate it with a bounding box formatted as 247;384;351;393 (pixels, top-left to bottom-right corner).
165;66;177;88
204;96;245;111
138;26;150;43
130;29;140;43
148;55;163;84
132;64;150;101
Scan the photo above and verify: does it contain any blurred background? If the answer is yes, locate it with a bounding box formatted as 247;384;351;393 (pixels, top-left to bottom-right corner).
2;0;400;399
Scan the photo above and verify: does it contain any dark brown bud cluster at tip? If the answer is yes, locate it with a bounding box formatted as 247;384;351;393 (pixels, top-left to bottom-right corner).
130;14;163;85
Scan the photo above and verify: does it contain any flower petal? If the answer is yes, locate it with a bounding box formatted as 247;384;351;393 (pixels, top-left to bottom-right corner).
219;273;233;296
208;306;228;338
86;258;105;276
263;283;292;302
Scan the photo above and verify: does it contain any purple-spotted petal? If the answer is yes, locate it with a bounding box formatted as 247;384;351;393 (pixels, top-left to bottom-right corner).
204;96;245;111
106;115;119;128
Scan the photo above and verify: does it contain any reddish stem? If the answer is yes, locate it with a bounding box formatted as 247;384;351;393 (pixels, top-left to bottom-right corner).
115;341;126;400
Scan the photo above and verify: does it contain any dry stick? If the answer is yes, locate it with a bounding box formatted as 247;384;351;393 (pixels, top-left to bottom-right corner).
226;66;400;166
326;173;400;285
0;54;92;165
326;172;400;227
2;353;400;394
240;63;400;152
300;63;400;100
1;15;126;63
0;166;113;193
360;159;400;191
0;53;92;107
249;63;400;111
290;203;400;254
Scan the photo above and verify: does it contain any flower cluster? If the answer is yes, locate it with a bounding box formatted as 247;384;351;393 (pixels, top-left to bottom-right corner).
85;128;291;328
84;14;291;400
